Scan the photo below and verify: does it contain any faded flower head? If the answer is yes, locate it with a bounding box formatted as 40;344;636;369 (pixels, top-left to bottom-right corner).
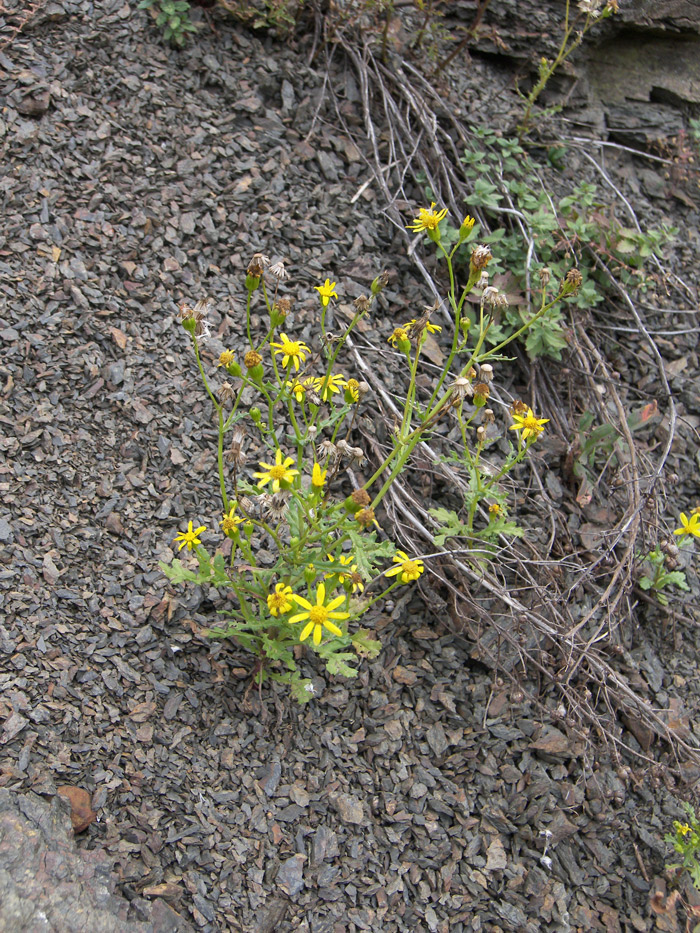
244;349;263;370
470;245;493;273
247;253;270;278
268;260;287;281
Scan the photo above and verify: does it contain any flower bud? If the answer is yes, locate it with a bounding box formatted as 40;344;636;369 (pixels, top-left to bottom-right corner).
459;214;476;241
249;407;262;424
304;564;317;586
245;273;260;293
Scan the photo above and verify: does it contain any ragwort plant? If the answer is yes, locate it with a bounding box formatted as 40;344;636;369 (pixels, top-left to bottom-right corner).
161;205;584;701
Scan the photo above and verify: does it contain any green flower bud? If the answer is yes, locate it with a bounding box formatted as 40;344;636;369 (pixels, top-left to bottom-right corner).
245;273;260;293
182;316;196;335
227;361;243;378
304;563;317;586
249;407;262;424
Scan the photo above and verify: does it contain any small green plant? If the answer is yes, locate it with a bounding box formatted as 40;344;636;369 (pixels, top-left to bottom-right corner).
667;803;700;889
639;510;699;605
516;0;618;137
638;547;689;606
451;127;676;359
218;0;301;34
138;0;197;46
160;205;583;701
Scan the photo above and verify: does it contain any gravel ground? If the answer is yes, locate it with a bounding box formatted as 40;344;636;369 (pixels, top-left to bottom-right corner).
2;2;700;931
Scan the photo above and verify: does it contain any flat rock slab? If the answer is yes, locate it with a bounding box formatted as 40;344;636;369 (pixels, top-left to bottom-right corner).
0;790;193;933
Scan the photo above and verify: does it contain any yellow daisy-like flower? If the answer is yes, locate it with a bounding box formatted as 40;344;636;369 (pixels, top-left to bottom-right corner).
403;318;442;335
326;554;364;594
488;503;502;519
388;327;409;348
315;279;338;307
267;582;294;618
406;202;448;234
173;520;206;552
286;379;310;403
385;550;424;584
220;503;243;535
674;512;700;539
253;449;300;492
509;408;549;443
288;583;349;646
314;374;346;402
674;821;692;836
461;214;476;235
218;349;235;368
270;333;310;372
311;462;327;489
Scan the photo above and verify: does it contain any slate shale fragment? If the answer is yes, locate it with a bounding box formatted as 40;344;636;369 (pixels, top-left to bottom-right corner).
0;790;194;933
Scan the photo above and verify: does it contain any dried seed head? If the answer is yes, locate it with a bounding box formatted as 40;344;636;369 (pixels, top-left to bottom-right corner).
450;377;473;400
218;381;235;404
470;245;493;272
225;425;246;467
268;260;287;281
561;268;583;295
319;439;337;460
266;491;290;522
306;425;318;440
511;399;529;416
354;294;372;313
479;363;494;383
539;267;551;287
476;425;486;441
473;383;490;402
481;286;499;308
483;408;495;425
247;253;269;277
336;439;350;454
357;381;370;399
244;350;263;369
477;271;489;290
350;447;365;467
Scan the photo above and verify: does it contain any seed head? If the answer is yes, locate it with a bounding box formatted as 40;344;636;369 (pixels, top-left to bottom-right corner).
479;363;494;383
470;245;493;273
218;381;235;403
268;260;287;281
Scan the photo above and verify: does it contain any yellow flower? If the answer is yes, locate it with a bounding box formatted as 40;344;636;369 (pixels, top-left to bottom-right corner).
220;503;243;535
388;327;409;348
345;378;360;403
288;583;349;645
270;333;310;371
509;407;549;443
403;318;442;335
406;202;448;233
253;449;300;492
311;462;327;489
675;821;692;836
286;379;308;403
461;214;476;235
488;503;502;519
173;520;206;552
385;550;424;584
218;349;235;368
315;279;338;307
314;374;346;402
267;582;294;618
326;554;364;594
674;512;700;539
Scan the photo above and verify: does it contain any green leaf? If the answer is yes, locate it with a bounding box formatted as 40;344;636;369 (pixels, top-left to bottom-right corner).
347;529;394;579
351;629;381;659
638;577;653;591
290;677;315;704
160;558;201;584
663;571;689;590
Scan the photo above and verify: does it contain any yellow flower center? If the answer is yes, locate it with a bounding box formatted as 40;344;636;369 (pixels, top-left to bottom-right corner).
402;560;420;575
309;606;328;626
269;464;288;480
523;415;542;431
283;341;300;354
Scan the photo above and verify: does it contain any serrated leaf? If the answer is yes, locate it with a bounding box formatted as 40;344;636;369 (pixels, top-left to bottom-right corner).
638;577;653;591
159;559;201;584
